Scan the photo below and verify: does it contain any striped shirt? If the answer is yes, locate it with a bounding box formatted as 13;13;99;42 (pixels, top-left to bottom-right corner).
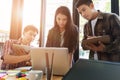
1;38;30;70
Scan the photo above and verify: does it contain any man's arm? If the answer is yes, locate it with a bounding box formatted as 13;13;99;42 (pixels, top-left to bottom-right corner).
3;54;30;64
104;14;120;53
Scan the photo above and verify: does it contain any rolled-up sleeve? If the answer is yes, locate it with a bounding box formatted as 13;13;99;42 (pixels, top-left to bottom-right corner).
1;40;12;60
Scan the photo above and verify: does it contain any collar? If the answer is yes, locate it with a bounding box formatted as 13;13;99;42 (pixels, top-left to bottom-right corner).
97;10;104;19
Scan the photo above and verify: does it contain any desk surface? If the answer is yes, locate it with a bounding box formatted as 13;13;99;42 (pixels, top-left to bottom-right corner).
0;70;63;80
42;75;63;80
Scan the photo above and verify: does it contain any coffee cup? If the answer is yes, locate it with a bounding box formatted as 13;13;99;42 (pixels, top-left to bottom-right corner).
27;70;43;80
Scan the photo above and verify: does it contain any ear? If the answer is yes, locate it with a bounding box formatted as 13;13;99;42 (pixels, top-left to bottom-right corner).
89;3;94;9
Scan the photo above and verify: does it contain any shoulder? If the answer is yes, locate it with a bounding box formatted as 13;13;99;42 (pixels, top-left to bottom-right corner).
4;39;15;44
2;39;19;55
99;11;119;19
72;24;78;31
104;13;120;23
4;39;20;45
105;13;118;18
48;27;59;33
48;27;54;32
71;25;79;35
108;13;119;19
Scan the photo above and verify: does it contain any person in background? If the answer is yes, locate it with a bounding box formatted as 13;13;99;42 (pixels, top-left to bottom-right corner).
46;6;79;65
75;0;120;62
1;25;38;70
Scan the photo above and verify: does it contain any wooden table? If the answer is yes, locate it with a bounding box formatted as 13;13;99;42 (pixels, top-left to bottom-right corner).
2;74;63;80
42;75;63;80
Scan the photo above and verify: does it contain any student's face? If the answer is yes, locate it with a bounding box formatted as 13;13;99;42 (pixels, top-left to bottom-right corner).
56;13;67;29
23;30;37;44
77;3;94;20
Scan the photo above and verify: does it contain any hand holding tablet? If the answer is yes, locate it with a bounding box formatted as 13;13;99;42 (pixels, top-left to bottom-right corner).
82;35;110;45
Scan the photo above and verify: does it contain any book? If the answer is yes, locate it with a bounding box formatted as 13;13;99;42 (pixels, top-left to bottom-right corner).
82;35;110;45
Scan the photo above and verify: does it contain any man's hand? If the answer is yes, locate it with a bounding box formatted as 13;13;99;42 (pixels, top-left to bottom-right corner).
12;44;28;55
85;41;105;52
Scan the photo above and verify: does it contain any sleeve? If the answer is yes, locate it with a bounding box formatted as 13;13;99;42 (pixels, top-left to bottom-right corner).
104;14;120;53
1;40;13;60
46;30;52;47
81;23;90;50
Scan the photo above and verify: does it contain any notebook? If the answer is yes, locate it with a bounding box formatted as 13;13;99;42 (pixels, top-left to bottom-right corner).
62;59;120;80
30;47;71;76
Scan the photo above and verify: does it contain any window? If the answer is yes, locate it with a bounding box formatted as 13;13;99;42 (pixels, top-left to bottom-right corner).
0;0;12;42
22;0;41;47
93;0;111;12
119;0;120;15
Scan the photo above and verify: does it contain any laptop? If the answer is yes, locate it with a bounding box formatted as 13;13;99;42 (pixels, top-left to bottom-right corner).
62;59;120;80
30;47;71;76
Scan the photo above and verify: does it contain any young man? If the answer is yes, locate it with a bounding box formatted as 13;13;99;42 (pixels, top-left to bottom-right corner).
75;0;120;62
1;25;38;69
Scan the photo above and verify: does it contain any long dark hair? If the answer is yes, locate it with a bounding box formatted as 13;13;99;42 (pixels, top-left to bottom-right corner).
54;6;73;29
54;6;78;53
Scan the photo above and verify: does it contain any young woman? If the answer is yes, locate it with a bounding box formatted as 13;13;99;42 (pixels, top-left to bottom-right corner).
1;25;38;69
46;6;79;65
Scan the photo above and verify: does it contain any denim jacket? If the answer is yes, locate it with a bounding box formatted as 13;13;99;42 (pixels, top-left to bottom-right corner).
82;11;120;62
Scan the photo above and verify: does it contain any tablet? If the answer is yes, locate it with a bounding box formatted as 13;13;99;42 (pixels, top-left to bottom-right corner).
82;35;110;45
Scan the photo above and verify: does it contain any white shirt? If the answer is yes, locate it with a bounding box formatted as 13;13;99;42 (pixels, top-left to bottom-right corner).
91;17;98;60
60;30;65;47
91;17;98;36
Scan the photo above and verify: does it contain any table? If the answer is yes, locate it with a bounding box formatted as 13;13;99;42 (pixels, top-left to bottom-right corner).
0;70;63;80
42;75;63;80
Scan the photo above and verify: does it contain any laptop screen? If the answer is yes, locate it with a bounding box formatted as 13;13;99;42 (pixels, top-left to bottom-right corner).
30;47;71;76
